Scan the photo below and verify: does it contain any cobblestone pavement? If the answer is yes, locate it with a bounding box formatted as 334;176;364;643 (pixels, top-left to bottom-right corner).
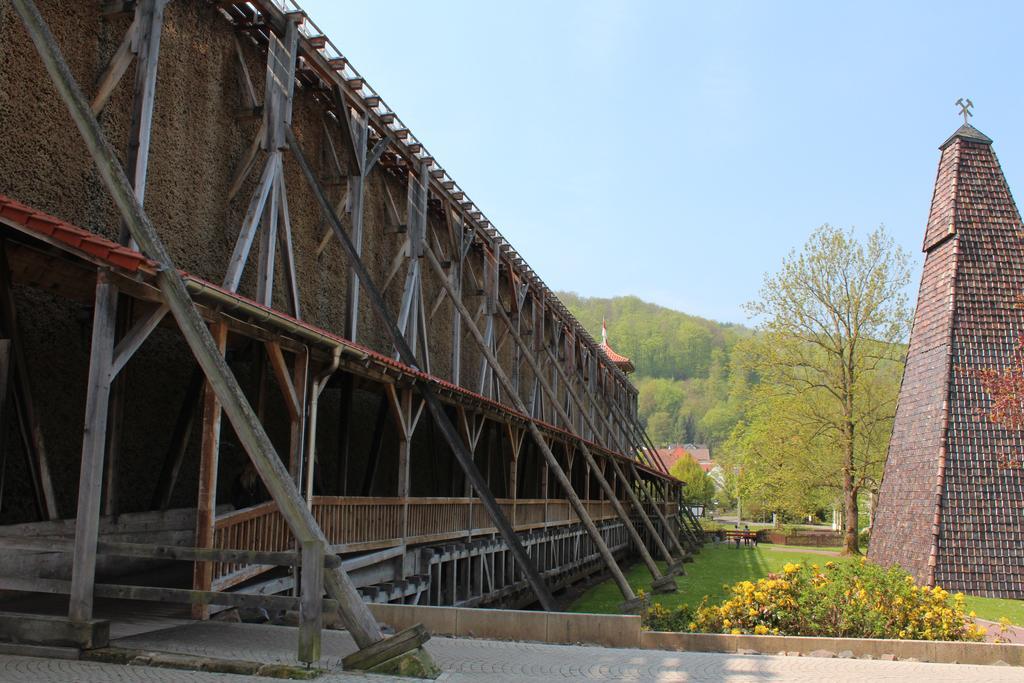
0;621;1022;682
426;638;1024;681
0;656;407;682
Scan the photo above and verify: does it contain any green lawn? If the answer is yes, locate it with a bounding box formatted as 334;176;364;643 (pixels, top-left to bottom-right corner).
570;544;839;614
568;544;1024;626
964;594;1024;626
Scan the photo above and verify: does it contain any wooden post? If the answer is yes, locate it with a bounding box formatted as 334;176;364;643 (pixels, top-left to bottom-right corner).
306;349;340;504
104;0;169;516
505;423;522;526
192;320;227;620
298;539;325;665
68;274;117;623
387;385;419;540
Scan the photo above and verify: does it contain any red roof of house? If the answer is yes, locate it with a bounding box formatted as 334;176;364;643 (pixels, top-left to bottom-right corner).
653;444;717;474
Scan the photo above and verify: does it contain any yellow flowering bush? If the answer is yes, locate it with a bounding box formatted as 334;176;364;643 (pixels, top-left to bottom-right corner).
642;559;986;641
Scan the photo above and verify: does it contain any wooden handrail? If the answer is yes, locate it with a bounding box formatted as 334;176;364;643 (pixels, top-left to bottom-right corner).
208;496;623;589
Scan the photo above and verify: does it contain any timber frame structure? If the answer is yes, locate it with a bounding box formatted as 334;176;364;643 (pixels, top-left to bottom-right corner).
0;0;698;668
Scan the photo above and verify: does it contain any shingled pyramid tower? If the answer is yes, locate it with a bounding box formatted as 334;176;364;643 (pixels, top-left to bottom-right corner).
869;123;1024;598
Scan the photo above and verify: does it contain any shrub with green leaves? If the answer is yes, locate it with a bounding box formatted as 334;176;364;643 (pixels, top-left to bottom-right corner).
642;559;985;641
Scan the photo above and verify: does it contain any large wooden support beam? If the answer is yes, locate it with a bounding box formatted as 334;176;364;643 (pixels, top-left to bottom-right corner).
10;0;390;651
305;349;339;502
492;304;675;585
192;319;227;620
610;458;684;565
225;20;302;319
396;164;431;371
102;0;169;517
420;247;639;606
387;384;422;538
122;0;167;236
68;275;117;623
299;539;325;665
287;128;557;612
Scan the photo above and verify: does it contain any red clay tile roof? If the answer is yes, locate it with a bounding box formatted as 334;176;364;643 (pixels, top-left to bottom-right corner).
599;341;635;374
0;193;668;481
0;195;155;273
870;125;1024;598
653;444;717;475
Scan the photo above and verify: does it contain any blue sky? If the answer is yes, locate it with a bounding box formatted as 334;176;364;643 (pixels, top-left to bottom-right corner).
304;1;1024;325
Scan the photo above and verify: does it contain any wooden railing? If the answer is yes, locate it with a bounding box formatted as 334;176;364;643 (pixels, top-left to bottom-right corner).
210;496;623;589
211;501;292;589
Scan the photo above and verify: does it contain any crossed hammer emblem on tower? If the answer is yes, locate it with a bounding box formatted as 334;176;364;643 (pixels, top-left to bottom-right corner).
956;97;974;124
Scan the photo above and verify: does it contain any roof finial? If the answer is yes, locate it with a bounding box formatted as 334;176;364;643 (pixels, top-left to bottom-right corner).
602;318;608;345
956;97;974;125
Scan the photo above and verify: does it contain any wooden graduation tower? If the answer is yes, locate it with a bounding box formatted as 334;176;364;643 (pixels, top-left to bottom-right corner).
0;0;700;665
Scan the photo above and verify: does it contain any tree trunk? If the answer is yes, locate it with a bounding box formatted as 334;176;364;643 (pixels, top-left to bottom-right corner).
843;472;859;554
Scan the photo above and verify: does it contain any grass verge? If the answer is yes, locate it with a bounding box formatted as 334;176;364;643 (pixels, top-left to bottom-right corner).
568;543;1024;626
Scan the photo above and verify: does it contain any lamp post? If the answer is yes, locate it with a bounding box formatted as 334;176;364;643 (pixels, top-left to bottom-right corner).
733;465;741;524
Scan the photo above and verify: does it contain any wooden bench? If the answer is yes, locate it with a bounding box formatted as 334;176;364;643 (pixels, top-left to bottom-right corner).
723;529;758;548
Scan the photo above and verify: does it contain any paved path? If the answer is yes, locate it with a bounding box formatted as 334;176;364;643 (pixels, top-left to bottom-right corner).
763;545;842;557
0;622;1021;682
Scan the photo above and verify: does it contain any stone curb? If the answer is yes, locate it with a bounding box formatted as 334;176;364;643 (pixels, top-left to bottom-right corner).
368;604;642;648
639;631;1023;666
368;604;1024;667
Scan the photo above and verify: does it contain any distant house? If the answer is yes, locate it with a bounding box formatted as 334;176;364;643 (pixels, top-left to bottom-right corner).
653;443;721;482
683;444;714;473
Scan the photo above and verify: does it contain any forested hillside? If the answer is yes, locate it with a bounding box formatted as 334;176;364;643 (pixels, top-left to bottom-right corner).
558;293;754;447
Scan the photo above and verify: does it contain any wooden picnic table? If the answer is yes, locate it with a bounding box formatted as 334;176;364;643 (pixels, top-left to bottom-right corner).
723;529;758;547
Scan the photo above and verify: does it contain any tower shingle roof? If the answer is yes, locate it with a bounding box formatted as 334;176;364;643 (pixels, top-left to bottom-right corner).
870;123;1024;598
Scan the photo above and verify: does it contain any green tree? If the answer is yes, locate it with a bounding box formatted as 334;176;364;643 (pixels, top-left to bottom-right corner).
743;225;911;554
645;411;675;444
669;453;716;508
